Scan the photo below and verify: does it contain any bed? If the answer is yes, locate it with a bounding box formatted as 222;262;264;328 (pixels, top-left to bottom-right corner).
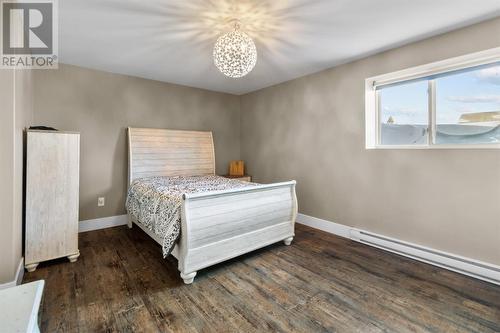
126;128;298;284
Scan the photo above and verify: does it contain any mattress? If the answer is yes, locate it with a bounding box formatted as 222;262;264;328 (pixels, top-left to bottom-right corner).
125;175;257;257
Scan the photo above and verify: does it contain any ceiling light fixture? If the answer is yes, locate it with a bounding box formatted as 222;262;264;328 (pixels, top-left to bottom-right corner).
213;20;257;78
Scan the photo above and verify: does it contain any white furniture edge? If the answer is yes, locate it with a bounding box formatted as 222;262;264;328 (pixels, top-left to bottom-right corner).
365;46;500;150
183;180;296;199
27;280;44;333
28;280;45;332
0;280;44;333
127;127;298;284
0;258;24;290
296;213;500;286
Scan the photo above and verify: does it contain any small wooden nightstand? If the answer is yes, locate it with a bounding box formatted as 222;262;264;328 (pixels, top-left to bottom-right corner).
222;175;252;182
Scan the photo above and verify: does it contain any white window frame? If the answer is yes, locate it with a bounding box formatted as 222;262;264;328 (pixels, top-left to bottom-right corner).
365;46;500;149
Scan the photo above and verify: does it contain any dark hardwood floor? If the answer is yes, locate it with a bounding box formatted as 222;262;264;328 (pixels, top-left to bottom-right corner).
24;224;500;333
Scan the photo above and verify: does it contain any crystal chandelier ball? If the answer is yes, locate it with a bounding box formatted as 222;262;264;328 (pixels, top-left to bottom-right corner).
213;28;257;78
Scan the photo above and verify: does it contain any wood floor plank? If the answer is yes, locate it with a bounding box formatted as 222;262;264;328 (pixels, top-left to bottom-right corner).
23;224;500;333
274;238;499;332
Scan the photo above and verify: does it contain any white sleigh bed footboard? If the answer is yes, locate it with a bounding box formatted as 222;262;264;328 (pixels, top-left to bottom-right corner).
177;181;298;284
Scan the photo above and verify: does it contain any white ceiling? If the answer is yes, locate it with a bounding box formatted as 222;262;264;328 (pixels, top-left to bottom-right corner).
60;0;500;95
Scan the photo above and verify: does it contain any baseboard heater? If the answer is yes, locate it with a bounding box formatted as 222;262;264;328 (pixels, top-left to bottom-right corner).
349;229;500;286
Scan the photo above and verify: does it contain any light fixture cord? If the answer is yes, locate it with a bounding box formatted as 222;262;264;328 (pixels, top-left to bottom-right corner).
233;19;241;31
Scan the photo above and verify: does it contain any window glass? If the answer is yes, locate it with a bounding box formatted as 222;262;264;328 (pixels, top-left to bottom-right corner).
435;64;500;144
379;81;429;145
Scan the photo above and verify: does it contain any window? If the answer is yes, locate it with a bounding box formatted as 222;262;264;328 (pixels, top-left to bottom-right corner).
435;66;500;145
379;81;429;145
366;47;500;149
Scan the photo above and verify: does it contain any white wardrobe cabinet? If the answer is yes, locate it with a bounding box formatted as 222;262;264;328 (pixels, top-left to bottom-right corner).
25;130;80;272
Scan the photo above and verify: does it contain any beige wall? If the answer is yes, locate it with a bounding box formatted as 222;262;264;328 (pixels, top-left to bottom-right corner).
0;69;33;284
33;64;241;221
241;18;500;265
0;70;17;284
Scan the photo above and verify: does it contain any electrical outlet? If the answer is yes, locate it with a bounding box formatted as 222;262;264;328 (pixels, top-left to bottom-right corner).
97;197;105;207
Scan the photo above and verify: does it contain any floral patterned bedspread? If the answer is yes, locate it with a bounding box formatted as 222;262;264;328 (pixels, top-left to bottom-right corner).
126;175;256;257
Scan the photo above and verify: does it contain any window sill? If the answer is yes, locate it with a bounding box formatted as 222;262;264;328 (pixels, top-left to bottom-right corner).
367;144;500;150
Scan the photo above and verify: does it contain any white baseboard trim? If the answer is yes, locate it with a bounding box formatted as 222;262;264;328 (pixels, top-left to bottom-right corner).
79;214;128;233
0;257;24;290
296;213;351;238
296;213;500;286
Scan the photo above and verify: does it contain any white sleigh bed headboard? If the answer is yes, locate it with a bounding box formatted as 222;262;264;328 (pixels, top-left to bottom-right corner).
127;127;216;184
